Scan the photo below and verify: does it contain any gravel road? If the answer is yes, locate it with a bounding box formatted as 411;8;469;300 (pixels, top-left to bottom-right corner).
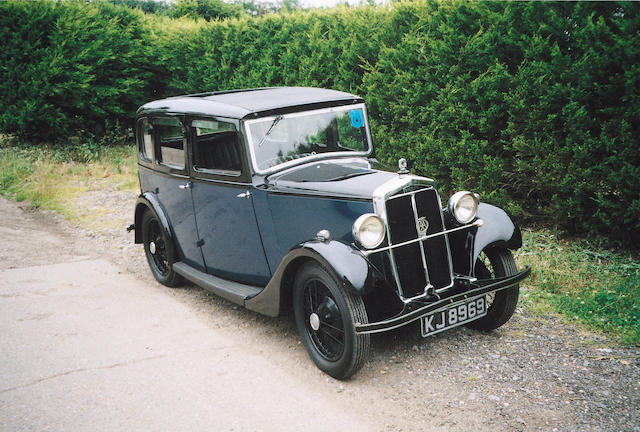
0;186;638;431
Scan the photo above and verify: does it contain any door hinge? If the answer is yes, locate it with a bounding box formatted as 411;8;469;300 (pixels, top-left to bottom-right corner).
196;239;204;247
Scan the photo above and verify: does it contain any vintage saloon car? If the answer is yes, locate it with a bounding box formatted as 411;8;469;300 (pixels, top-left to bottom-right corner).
132;87;530;379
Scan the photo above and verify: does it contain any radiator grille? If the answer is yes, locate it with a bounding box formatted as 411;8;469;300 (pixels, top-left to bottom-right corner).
385;188;452;298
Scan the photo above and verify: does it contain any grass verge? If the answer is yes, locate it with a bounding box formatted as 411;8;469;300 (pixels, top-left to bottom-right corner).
515;229;639;346
0;138;138;225
0;138;637;345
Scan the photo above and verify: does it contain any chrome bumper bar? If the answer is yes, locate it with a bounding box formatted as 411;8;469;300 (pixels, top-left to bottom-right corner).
354;265;531;335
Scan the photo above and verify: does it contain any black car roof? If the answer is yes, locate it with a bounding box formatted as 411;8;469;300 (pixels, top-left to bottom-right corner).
137;87;364;119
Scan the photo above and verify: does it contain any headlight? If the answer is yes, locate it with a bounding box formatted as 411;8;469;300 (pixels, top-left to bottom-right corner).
448;191;478;224
352;213;385;249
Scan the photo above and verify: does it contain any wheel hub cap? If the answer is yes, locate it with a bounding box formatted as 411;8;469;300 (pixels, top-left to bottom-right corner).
149;241;156;255
309;313;320;331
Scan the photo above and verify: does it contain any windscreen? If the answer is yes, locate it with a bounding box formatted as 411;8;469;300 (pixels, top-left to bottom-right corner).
245;105;370;172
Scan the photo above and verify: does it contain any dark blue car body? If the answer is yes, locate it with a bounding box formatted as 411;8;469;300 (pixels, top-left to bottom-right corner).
133;87;530;379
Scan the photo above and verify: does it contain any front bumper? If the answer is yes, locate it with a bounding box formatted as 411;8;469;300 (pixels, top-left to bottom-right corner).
354;265;531;335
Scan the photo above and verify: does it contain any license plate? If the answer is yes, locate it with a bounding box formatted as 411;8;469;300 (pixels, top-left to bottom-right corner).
421;296;487;337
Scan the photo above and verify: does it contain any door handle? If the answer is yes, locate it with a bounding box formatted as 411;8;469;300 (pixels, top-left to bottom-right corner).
237;191;251;199
178;181;193;190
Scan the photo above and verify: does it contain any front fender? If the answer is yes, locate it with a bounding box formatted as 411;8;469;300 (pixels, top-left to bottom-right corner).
474;203;522;259
133;192;173;245
449;203;522;276
244;239;377;317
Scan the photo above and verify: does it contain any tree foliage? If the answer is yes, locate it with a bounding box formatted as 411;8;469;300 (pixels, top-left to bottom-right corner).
171;0;244;21
107;0;172;15
0;0;638;244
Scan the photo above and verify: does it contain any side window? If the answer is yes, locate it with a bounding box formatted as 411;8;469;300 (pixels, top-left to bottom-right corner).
137;118;153;162
155;117;185;170
192;119;241;174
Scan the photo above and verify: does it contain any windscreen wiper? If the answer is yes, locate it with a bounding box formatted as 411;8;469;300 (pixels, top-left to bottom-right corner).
257;115;283;148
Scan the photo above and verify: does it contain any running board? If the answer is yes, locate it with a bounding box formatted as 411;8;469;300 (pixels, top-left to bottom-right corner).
172;262;263;306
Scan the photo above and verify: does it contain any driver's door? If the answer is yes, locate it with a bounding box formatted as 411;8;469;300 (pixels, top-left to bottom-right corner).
188;117;271;286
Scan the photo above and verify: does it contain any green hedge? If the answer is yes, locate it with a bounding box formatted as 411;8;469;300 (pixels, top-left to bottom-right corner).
1;0;638;244
363;2;640;245
0;1;159;140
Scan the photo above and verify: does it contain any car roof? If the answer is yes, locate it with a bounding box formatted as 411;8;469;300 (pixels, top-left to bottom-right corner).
137;87;364;119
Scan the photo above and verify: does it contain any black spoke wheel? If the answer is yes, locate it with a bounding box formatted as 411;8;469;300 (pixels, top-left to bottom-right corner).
142;210;183;287
467;248;519;331
293;262;369;380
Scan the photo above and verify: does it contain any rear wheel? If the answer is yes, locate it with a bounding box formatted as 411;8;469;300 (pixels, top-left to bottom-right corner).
293;262;370;380
141;210;183;287
467;248;519;331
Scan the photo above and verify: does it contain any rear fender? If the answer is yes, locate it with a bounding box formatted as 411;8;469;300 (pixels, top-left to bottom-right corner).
133;192;173;245
244;239;378;317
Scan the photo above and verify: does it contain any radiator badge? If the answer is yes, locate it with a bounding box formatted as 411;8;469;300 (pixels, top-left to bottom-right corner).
417;217;429;236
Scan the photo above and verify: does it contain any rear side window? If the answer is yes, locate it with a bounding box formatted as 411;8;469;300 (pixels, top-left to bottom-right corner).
137;118;153;162
192;119;241;174
155;117;185;169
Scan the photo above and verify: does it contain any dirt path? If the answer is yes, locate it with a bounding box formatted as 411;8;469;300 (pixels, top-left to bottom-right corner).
0;194;638;431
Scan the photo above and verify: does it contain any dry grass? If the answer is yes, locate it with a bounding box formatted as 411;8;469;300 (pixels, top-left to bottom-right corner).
0;140;138;226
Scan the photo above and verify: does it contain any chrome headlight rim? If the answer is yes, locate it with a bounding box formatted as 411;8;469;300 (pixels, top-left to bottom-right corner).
352;213;386;249
448;191;479;225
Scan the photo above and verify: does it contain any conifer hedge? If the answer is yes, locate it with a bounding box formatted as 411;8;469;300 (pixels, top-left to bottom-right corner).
0;0;638;244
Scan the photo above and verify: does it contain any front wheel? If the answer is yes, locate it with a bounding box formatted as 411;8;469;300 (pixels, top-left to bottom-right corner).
467;248;520;331
293;262;370;380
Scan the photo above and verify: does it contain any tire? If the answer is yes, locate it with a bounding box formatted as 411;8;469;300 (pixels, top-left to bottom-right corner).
293;262;370;380
141;210;184;287
466;248;519;331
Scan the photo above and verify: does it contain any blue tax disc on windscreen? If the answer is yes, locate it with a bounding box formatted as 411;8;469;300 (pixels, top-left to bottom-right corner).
350;110;364;128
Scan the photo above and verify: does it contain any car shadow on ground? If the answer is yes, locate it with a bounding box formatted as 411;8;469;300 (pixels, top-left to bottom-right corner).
164;279;503;373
